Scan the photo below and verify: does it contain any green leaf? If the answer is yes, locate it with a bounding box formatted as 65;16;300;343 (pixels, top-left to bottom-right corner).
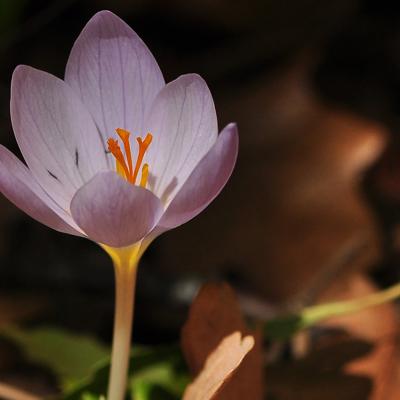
1;326;109;392
81;393;105;400
1;325;190;400
130;360;190;400
65;345;189;400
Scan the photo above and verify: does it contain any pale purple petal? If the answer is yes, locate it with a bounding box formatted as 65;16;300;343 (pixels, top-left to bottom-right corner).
0;145;83;236
145;74;218;202
65;10;165;167
156;123;238;231
11;65;108;211
70;172;163;247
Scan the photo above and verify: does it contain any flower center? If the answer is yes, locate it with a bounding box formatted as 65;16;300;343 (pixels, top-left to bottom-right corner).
107;129;152;188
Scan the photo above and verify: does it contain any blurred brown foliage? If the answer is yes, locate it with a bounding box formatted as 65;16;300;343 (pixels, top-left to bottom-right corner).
182;283;263;399
266;272;400;399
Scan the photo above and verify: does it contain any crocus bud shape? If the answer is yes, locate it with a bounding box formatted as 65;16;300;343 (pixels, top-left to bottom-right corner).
0;10;239;250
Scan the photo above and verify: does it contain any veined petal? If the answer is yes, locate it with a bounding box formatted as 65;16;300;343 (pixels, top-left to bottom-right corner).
70;171;163;247
11;65;108;210
157;123;238;231
145;74;218;202
65;10;165;167
0;145;83;236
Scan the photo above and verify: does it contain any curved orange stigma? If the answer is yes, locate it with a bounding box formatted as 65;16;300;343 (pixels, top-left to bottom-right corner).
107;130;152;188
132;133;153;184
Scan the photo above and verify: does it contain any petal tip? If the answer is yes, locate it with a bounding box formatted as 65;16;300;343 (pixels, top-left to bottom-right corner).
176;73;207;87
221;122;239;150
12;64;33;83
226;121;238;130
82;9;131;35
12;64;49;86
90;9;122;23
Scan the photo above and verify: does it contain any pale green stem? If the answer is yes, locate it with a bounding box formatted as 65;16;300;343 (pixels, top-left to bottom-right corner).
103;244;141;400
266;281;400;340
302;281;400;327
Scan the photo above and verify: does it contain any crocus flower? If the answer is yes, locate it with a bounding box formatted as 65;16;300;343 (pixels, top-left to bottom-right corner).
0;10;238;250
0;10;238;400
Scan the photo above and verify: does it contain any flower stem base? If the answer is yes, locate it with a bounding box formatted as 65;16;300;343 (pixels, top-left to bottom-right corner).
103;244;141;400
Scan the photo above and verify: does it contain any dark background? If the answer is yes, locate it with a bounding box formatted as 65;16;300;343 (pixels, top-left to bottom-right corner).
0;0;400;388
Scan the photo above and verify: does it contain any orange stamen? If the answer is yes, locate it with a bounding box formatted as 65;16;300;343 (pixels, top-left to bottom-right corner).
108;131;153;186
107;138;130;179
132;133;153;184
140;163;149;188
116;128;133;180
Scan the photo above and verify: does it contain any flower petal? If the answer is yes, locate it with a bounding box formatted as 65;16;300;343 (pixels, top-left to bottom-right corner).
157;123;238;231
145;74;218;202
70;171;163;247
11;65;108;210
0;145;82;236
65;9;165;167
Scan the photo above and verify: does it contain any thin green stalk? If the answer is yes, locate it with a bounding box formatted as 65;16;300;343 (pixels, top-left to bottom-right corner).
302;281;400;327
266;281;400;340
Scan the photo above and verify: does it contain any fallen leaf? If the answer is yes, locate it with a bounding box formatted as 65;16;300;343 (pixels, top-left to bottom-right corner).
181;282;263;399
319;272;400;400
183;332;254;400
266;333;373;400
265;272;400;399
0;381;41;400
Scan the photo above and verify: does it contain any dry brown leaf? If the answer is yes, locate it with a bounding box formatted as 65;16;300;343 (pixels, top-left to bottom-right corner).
266;272;400;399
183;331;254;400
387;361;400;400
181;282;263;400
266;333;373;400
0;381;41;400
319;272;400;400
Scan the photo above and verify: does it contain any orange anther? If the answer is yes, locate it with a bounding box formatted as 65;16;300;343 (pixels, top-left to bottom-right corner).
107;138;130;179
